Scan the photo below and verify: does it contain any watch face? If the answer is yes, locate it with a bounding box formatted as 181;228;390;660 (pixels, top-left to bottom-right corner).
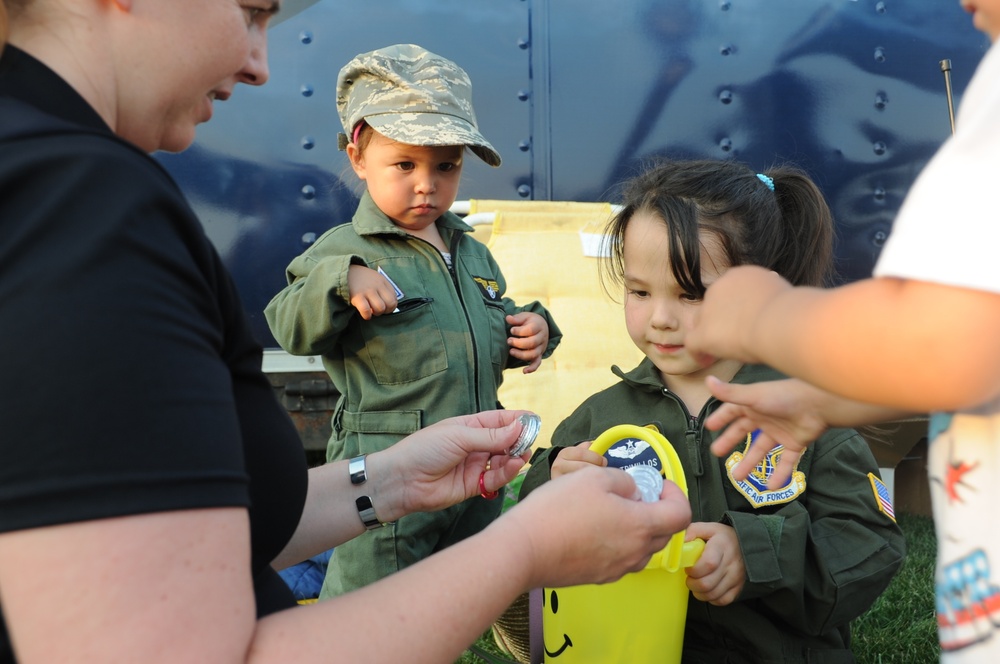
355;495;383;529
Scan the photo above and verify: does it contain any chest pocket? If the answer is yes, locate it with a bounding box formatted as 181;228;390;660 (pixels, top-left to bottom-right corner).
483;300;510;368
359;260;447;385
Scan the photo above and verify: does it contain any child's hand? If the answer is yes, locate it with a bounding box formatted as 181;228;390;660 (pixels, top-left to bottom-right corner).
347;265;399;320
506;312;549;373
551;441;607;479
687;265;791;365
684;521;746;606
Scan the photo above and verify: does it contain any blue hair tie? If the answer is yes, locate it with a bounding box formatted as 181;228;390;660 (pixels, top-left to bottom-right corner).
756;173;775;191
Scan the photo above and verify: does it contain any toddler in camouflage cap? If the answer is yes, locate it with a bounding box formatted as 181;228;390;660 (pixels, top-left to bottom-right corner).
265;44;562;600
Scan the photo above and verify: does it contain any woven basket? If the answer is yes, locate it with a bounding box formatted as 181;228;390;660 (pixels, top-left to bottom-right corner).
491;591;532;664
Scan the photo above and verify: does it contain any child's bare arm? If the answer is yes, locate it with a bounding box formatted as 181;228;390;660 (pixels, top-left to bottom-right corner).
550;441;607;479
506;311;549;373
689;266;1000;413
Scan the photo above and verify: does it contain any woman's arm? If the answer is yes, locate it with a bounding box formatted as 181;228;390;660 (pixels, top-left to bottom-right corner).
272;409;531;569
0;465;692;663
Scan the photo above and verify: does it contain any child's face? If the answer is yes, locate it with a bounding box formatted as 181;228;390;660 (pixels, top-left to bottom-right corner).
348;131;465;234
963;0;1000;40
622;211;732;385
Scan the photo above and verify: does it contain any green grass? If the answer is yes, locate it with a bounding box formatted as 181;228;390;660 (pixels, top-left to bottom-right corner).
852;513;939;663
458;511;939;664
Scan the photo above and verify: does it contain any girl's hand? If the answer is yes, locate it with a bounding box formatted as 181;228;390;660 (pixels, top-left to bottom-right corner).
551;441;607;479
347;265;399;319
684;522;746;606
506;312;549;373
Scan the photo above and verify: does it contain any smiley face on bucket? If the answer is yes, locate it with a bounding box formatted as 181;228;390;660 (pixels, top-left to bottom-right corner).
541;588;574;658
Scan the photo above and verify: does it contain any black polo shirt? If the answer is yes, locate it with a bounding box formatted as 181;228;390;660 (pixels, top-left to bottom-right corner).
0;46;307;662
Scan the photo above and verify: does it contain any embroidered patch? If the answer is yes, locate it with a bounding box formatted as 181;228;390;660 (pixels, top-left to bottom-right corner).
868;472;896;522
601;435;664;475
471;276;501;302
726;430;806;508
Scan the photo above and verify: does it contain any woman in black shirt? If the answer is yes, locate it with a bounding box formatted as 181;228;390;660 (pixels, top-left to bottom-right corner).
0;2;692;663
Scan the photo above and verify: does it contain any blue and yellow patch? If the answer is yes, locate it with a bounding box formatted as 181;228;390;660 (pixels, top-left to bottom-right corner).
726;430;806;508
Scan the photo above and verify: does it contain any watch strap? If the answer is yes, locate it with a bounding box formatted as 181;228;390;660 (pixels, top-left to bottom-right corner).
355;495;390;530
349;455;367;485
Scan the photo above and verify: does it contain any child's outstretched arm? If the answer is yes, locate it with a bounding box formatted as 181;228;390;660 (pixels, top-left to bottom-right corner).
506;311;549;373
688;265;1000;413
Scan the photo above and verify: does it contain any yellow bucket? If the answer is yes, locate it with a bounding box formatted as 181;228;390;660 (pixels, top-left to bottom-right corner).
540;425;704;663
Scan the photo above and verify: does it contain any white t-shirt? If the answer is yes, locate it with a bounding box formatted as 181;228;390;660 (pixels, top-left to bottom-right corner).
875;41;1000;662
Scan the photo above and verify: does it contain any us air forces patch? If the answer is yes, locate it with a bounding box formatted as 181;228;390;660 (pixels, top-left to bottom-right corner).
726;430;806;508
471;276;501;302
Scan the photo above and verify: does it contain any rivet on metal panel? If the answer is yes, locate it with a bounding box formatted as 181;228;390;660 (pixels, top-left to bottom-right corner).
719;137;733;152
876;2;887;15
874;92;888;110
517;38;529;50
874;47;886;63
299;31;313;45
720;44;736;56
872;141;887;156
874;187;887;202
301;136;315;150
301;84;314;98
517;185;531;198
301;185;316;200
517;89;530;101
718;90;733;104
720;1;731;10
518;140;531;152
873;230;888;247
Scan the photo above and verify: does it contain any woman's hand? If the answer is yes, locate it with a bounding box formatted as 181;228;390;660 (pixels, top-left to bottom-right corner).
369;410;533;521
498;465;693;589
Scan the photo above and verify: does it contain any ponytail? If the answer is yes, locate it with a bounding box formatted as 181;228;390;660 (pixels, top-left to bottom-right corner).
603;159;836;299
764;166;835;287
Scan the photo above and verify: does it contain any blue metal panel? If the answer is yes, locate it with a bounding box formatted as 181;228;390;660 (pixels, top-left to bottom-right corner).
156;0;988;349
536;0;986;281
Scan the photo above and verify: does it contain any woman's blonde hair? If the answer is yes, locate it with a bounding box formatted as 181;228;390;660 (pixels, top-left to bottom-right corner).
1;2;8;48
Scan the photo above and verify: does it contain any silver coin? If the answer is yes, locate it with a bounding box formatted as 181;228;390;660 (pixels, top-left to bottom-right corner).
626;465;664;502
508;413;541;456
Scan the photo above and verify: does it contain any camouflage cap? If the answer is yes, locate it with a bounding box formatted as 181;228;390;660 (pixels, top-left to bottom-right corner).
337;43;501;167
